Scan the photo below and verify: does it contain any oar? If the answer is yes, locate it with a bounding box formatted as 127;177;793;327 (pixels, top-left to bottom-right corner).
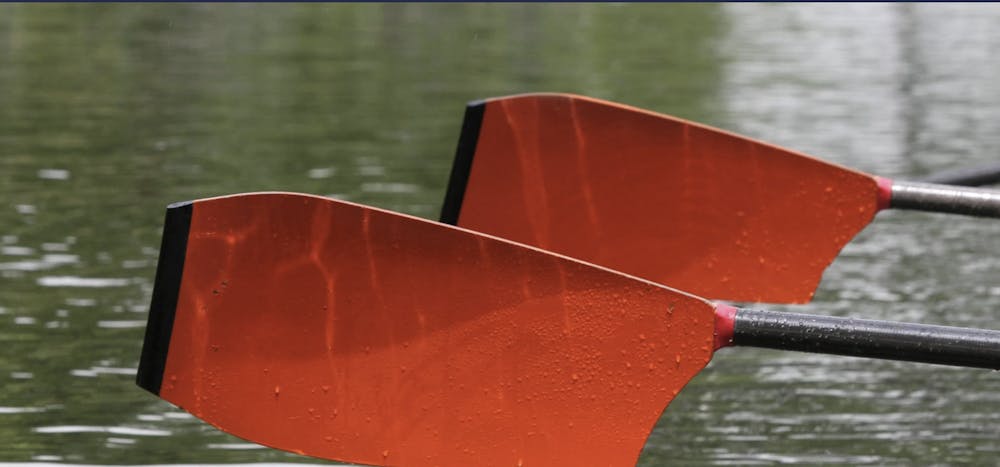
137;192;1000;467
440;93;1000;303
919;161;1000;186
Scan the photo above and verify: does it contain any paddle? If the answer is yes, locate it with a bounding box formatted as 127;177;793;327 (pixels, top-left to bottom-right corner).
137;192;1000;467
440;93;1000;303
920;161;1000;186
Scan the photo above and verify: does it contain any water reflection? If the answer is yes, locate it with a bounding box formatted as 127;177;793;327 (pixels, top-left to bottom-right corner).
0;2;997;465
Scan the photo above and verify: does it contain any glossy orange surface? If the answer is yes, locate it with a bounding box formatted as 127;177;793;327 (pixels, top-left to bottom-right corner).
454;93;880;303
158;192;715;466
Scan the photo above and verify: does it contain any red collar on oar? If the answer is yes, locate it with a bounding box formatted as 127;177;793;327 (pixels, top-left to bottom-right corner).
138;193;1000;467
440;93;1000;304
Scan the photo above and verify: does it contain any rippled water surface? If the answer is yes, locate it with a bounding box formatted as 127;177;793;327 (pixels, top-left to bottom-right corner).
0;4;998;465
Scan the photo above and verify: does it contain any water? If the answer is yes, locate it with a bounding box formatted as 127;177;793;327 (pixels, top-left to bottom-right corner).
0;3;997;465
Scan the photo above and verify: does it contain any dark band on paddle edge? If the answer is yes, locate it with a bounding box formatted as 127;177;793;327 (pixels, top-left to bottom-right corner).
439;99;487;225
136;201;193;394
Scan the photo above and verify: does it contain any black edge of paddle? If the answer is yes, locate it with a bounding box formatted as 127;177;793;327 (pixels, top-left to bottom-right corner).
440;99;486;225
136;201;193;395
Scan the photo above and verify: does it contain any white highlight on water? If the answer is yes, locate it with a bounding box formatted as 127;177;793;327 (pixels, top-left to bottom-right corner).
69;366;137;378
37;276;130;287
361;182;420;193
308;167;337;179
206;443;267;450
0;406;46;414
97;320;146;329
37;169;71;180
32;425;171;436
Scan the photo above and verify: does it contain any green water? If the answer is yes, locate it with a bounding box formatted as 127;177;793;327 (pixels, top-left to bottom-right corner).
0;3;997;465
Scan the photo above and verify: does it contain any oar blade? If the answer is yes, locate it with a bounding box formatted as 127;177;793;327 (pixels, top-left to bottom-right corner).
442;93;880;304
138;192;715;466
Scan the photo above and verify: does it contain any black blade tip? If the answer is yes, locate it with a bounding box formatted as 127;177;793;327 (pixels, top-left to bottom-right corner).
136;201;193;395
440;99;486;225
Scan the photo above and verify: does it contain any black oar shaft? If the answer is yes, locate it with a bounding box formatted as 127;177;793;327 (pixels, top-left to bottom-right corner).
732;309;1000;369
918;161;1000;187
891;180;1000;218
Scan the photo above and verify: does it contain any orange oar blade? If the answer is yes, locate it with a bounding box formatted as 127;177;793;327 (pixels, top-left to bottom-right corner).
442;93;881;304
137;192;715;466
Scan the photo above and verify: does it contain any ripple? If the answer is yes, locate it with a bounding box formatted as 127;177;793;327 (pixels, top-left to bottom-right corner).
206;442;267;450
163;412;194;420
0;406;46;414
36;276;130;287
121;259;152;269
41;242;71;252
357;165;385;176
1;246;34;256
0;254;79;271
756;357;903;384
65;298;96;307
106;437;136;445
37;169;71;180
43;253;78;264
14;316;37;325
32;425;171;436
360;182;420;193
69;366;136;378
307;167;337;179
96;320;146;329
134;412;197;422
716;452;882;464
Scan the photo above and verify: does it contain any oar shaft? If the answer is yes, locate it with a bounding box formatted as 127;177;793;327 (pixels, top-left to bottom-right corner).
889;180;1000;218
731;309;1000;369
918;161;1000;187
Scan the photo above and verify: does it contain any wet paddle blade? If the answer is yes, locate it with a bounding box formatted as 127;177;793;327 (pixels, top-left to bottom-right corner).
137;192;715;466
441;93;880;304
